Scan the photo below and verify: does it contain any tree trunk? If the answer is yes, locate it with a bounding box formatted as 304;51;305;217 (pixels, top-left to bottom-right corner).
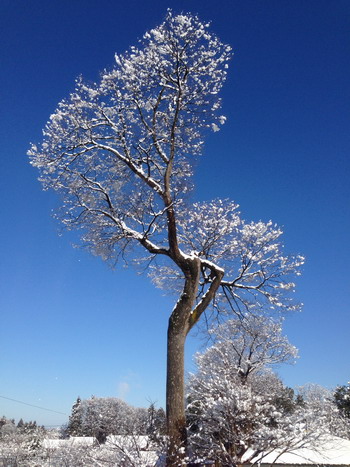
166;324;187;466
165;260;200;466
165;256;224;466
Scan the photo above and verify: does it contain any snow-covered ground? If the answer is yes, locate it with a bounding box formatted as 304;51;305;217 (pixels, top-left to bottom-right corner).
247;435;350;465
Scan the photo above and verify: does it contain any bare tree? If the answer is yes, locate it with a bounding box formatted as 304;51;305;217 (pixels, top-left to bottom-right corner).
29;11;304;466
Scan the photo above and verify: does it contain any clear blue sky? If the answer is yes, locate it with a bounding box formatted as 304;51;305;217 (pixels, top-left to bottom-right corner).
1;0;349;427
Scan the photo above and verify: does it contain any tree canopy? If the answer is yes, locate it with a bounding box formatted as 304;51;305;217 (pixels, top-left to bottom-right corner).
28;11;303;320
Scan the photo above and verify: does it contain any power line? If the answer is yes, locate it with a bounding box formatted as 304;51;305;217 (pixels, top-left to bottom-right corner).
0;395;67;416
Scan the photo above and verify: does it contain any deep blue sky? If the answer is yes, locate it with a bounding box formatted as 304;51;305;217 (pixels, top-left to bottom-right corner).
1;0;349;427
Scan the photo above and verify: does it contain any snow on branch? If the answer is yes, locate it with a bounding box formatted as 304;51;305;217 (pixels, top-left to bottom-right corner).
29;11;231;268
150;199;304;318
29;11;302;327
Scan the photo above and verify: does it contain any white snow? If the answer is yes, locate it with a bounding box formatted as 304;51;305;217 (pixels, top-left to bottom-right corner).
42;436;96;449
246;435;350;465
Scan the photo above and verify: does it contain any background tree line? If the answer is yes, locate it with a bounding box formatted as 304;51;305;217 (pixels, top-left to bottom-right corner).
65;397;166;444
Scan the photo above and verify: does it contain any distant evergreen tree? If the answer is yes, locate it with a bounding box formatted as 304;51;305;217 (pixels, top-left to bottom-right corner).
0;417;16;438
0;417;7;429
67;397;83;436
273;387;305;415
147;403;166;441
155;407;166;435
24;421;37;432
334;382;350;419
59;423;70;439
147;403;156;435
17;418;24;429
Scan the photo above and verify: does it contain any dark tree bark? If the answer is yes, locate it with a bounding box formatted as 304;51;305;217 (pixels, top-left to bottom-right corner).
166;324;187;465
165;258;224;466
165;259;199;465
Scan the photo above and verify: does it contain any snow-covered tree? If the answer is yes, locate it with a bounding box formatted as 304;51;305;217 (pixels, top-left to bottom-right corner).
187;316;300;464
334;382;350;420
28;10;304;465
0;417;46;466
297;384;350;440
147;403;166;442
41;441;93;467
95;435;160;467
204;315;298;383
187;321;346;466
67;397;83;437
67;396;148;441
